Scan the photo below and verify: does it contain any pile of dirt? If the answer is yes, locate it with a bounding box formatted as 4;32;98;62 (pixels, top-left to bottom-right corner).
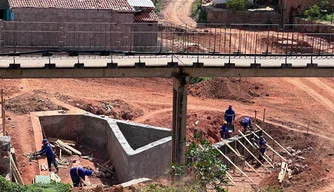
5;94;61;115
58;95;144;121
188;77;268;103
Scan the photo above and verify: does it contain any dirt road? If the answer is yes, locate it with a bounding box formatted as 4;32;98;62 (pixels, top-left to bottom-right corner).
163;0;197;27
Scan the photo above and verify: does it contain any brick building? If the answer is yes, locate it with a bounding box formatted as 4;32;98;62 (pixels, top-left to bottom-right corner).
0;0;158;51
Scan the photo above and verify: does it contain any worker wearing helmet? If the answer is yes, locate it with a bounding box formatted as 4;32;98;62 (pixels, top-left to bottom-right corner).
254;136;267;162
224;105;235;125
35;139;59;173
70;167;93;187
239;116;253;132
220;121;231;139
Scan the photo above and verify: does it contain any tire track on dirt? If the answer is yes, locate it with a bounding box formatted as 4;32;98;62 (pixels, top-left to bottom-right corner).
285;79;334;114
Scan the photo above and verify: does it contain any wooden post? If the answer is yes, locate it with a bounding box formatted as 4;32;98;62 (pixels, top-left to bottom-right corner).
254;110;257;125
262;108;266;128
1;89;5;136
255;124;292;156
212;145;255;184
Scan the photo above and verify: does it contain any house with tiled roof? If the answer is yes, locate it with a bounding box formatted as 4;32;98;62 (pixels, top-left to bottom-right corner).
0;0;158;51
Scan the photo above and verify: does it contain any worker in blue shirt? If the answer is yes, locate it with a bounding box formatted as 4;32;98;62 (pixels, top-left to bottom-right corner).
254;136;267;162
36;139;58;173
220;121;231;139
239;116;253;132
224;105;235;125
70;167;93;187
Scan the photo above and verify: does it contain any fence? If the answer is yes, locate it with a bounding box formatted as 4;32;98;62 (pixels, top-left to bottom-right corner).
0;21;334;56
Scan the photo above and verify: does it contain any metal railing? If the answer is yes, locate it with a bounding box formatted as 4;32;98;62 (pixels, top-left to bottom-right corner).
0;21;333;57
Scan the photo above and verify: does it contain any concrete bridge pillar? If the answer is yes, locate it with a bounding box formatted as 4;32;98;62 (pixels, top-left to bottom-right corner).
172;74;189;165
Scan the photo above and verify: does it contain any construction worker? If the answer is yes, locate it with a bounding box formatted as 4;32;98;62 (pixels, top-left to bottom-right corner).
239;116;253;132
70;167;93;187
254;136;267;162
220;121;231;139
224;105;235;125
35;139;59;173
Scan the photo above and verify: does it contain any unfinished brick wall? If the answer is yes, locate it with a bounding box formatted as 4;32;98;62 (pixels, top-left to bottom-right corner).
204;7;281;24
132;23;159;51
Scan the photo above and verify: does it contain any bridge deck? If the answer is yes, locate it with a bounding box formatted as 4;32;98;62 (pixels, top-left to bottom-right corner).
0;55;333;78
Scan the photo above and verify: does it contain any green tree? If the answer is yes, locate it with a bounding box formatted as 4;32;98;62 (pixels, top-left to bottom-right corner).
304;4;321;20
319;1;329;10
226;0;248;11
171;137;228;191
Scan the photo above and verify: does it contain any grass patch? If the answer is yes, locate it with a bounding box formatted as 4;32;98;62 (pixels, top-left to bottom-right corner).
0;176;71;192
190;77;212;84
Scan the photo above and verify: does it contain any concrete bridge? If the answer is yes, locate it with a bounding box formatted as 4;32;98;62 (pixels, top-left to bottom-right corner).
1;54;333;165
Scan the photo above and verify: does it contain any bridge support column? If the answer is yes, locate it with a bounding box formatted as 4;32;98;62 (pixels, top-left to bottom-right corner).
172;75;189;165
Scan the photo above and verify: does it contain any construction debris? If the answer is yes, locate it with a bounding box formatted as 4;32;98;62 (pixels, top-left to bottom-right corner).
49;172;61;183
40;164;48;171
55;139;81;155
278;162;288;183
95;161;115;179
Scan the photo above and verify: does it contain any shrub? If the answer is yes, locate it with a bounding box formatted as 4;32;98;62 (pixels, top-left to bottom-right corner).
226;0;248;11
170;137;228;191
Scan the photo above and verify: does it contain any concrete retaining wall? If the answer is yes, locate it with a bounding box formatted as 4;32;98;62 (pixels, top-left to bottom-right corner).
39;113;172;183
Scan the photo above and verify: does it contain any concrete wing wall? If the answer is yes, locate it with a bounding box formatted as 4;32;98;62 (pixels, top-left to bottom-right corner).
39;113;172;183
39;115;84;141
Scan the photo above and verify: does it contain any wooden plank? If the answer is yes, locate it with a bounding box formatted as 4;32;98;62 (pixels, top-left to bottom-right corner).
252;132;286;162
255;124;292;156
56;140;81;156
221;139;242;158
10;155;24;184
236;139;273;171
226;172;237;186
212;145;254;184
54;143;72;156
245;161;262;178
49;137;76;145
238;130;255;148
96;163;113;174
101;160;111;167
278;162;287;183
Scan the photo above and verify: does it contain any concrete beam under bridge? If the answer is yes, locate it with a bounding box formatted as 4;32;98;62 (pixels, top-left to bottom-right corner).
0;67;333;78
